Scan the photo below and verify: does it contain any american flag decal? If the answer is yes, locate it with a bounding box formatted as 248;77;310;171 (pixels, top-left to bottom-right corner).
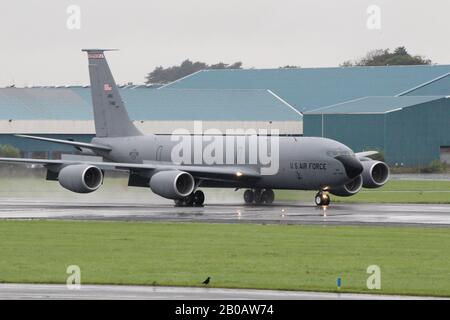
104;84;112;91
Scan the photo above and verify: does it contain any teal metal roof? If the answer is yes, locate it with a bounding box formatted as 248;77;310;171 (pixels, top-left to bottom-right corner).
401;73;450;96
305;96;445;114
162;65;450;112
0;87;300;121
0;88;92;120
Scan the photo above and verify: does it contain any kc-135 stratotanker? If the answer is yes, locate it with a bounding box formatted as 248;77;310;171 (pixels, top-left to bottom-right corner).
0;50;389;206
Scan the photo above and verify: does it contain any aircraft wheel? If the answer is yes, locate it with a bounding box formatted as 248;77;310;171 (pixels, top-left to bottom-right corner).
262;189;275;204
315;192;330;206
243;189;254;204
193;190;205;206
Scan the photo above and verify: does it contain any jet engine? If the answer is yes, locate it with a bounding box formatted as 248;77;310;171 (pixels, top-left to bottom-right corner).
58;164;103;193
149;170;195;199
330;175;363;197
361;160;390;188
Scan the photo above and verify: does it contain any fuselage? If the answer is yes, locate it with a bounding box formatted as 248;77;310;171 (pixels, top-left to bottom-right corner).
92;135;361;191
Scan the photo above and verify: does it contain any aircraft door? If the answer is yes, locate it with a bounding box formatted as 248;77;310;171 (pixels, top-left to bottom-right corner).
156;145;163;161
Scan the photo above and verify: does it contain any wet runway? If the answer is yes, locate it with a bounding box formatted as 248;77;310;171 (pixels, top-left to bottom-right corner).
0;283;441;300
0;199;450;226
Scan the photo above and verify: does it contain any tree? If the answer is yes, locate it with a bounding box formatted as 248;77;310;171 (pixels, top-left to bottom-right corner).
146;59;243;84
340;47;432;67
339;60;353;67
0;144;21;158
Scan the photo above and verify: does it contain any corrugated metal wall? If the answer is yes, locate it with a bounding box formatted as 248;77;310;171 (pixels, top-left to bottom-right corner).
304;113;385;156
385;98;450;166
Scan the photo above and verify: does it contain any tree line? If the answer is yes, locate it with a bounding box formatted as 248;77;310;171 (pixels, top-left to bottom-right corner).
145;47;433;84
145;59;242;85
340;46;431;67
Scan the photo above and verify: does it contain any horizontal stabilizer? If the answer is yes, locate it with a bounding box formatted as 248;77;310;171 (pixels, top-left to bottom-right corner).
15;135;112;152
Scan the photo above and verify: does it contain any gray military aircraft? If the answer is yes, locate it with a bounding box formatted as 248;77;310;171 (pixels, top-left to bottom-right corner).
0;49;390;206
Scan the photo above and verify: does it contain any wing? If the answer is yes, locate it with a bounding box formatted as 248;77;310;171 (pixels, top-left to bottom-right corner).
0;157;261;182
14;135;112;152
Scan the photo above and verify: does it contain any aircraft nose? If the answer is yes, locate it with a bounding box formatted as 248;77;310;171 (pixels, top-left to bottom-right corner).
335;155;363;179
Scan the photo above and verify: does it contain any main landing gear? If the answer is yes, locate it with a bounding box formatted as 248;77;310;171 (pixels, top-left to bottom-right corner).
174;190;205;207
243;189;275;205
315;191;330;206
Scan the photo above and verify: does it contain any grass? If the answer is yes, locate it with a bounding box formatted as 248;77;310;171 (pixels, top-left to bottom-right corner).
0;220;449;297
276;180;450;204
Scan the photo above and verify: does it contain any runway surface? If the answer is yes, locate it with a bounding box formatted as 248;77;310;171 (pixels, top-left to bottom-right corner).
0;283;442;300
0;199;450;226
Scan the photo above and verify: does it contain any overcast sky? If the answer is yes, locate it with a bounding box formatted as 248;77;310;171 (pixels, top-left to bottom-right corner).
1;0;449;86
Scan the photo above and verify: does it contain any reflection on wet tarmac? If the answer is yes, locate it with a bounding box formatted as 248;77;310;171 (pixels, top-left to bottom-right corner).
0;199;449;226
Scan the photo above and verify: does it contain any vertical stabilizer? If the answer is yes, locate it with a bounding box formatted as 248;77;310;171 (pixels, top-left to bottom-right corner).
83;49;141;137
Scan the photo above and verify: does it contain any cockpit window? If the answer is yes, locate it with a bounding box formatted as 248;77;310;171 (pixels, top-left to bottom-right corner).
326;149;354;157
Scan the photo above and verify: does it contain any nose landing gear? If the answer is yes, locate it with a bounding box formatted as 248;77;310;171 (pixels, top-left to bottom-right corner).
315;191;330;206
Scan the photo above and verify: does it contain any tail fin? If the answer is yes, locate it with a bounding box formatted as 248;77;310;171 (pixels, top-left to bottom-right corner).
83;49;141;138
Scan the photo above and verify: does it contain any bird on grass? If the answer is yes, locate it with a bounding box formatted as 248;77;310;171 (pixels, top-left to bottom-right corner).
202;277;211;285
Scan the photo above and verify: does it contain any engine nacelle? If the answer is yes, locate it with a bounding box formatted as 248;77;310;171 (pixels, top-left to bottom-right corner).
149;170;195;199
361;160;390;188
330;175;363;197
58;164;103;193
